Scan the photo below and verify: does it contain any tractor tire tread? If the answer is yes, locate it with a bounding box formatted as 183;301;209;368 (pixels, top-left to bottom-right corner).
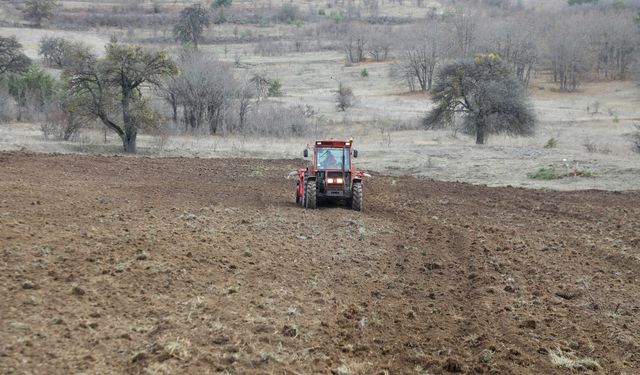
306;180;317;209
352;182;363;211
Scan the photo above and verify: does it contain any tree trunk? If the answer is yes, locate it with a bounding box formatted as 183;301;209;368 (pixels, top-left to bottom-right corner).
475;122;486;145
121;89;137;154
123;132;137;153
170;93;178;122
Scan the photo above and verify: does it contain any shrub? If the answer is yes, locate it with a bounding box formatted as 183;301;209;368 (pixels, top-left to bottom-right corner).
582;138;611;154
528;165;596;180
632;124;640;154
0;89;16;122
242;102;311;136
336;83;355;111
267;79;283;97
39;36;66;68
544;137;558;148
7;64;55;122
360;68;369;78
275;4;301;23
527;167;559;180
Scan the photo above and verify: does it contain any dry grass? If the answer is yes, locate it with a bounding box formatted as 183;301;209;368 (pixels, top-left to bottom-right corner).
549;348;601;371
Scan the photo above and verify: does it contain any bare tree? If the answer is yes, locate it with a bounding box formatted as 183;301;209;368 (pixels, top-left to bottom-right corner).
250;74;270;99
425;54;536;144
393;21;449;91
546;17;591;92
163;51;237;134
478;17;538;87
451;10;478;59
343;24;367;64
236;80;253;131
591;11;638;80
367;25;393;62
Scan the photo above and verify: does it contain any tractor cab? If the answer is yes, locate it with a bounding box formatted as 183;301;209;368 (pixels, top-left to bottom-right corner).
295;138;364;210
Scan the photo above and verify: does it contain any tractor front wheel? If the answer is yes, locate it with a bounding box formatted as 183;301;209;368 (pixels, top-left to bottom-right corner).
305;180;317;209
352;182;363;211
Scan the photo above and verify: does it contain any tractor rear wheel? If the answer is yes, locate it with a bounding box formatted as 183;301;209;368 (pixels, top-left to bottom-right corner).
305;180;317;209
352;182;363;211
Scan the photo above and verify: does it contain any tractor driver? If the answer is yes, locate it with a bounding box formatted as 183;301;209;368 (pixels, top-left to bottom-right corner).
323;149;342;169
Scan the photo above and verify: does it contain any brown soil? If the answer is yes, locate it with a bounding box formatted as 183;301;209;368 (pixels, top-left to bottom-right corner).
1;152;639;374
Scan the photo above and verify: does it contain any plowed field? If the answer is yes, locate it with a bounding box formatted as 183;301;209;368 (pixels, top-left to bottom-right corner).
1;152;639;374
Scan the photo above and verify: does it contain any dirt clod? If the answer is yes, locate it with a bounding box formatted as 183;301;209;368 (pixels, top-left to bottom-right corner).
71;285;85;296
443;358;463;372
282;324;298;337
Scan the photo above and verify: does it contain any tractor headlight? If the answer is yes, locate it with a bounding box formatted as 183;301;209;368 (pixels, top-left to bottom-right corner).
336;178;344;184
327;178;335;184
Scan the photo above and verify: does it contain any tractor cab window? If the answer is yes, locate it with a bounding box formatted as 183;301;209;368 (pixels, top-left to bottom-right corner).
317;148;350;170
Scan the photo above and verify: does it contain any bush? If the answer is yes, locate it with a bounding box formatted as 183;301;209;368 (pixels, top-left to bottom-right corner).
527;167;559;180
0;87;17;122
8;65;55;121
527;165;596;180
632;124;640;154
40;113;82;141
360;68;369;78
275;4;301;23
544;138;558;148
242;102;311;136
267;79;283;97
336;83;355;111
39;36;67;68
582;138;611;154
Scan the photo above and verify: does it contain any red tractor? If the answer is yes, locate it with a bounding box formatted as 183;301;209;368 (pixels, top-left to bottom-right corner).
294;138;365;210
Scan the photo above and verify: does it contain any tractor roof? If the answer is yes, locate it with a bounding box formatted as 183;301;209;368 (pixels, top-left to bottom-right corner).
315;138;352;147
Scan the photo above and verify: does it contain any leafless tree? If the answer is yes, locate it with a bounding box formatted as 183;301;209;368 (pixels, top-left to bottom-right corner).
367;25;393;61
393;21;450;91
235;79;254;131
546;16;592;91
590;10;638;80
250;74;270;99
478;16;538;87
162;51;237;134
451;10;478;59
343;23;367;64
